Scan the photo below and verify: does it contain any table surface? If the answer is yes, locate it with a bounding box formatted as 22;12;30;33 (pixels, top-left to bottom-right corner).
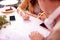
0;0;18;5
0;7;50;40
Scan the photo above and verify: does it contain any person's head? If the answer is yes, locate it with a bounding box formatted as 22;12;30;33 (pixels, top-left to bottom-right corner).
38;0;60;14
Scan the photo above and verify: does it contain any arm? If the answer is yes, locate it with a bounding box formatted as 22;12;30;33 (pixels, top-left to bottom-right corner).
53;17;60;31
47;18;60;40
44;6;60;30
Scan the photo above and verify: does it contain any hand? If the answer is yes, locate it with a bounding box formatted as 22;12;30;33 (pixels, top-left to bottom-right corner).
17;7;30;20
29;31;44;40
17;7;23;15
22;14;29;20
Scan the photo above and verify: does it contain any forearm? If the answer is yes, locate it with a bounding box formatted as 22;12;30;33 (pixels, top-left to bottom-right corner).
53;17;60;31
44;6;60;30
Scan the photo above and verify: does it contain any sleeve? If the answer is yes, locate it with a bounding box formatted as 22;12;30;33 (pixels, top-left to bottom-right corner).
44;6;60;30
53;18;60;31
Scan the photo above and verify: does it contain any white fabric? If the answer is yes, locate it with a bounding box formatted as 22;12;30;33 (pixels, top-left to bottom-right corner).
44;6;60;30
0;6;50;40
0;0;18;5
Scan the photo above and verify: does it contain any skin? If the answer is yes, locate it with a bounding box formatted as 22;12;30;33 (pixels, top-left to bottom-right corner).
38;0;60;29
29;0;60;40
38;0;60;14
29;31;44;40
